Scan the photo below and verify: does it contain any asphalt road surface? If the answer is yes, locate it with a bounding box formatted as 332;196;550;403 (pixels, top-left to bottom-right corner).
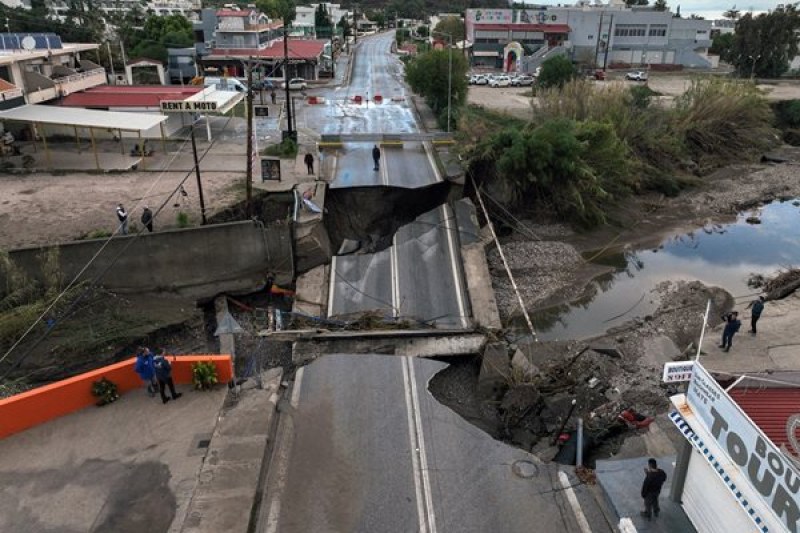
260;354;605;533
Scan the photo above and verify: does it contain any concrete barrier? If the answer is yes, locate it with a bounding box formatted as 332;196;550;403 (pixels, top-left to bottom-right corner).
3;221;293;298
0;354;233;439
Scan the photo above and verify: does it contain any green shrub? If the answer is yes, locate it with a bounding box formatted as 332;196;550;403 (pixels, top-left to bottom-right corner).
91;377;119;406
537;55;577;89
191;361;219;390
262;138;298;158
176;211;190;228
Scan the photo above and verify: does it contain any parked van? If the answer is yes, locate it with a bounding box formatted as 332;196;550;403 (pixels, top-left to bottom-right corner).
204;77;248;92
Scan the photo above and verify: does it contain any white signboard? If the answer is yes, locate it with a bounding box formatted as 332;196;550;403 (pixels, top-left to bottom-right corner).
160;100;218;112
662;361;695;383
467;9;513;24
687;363;800;533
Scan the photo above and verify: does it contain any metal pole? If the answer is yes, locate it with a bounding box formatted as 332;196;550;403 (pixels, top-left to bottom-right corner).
603;15;614;71
283;26;294;138
245;61;254;217
695;299;712;361
106;41;116;80
594;12;604;70
552;399;577;445
39;124;51;169
576;417;584;467
73;125;80;153
190;125;207;225
159;122;167;154
447;33;452;133
89;127;100;170
138;130;145;170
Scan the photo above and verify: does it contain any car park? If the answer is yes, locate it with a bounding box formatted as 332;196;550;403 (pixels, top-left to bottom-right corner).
490;75;511;88
625;71;648;81
474;75;489;85
511;75;535;86
281;78;308;90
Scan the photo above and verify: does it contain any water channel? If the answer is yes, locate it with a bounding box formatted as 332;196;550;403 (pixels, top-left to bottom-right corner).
531;199;800;341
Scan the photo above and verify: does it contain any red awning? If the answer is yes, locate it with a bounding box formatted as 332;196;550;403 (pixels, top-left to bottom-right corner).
729;387;800;453
208;39;327;61
59;85;203;108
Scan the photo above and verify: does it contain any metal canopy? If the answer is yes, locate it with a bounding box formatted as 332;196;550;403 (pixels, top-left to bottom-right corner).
184;87;244;115
0;104;167;131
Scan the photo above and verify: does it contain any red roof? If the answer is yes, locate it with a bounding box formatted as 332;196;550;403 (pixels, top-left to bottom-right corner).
208;39;326;60
216;9;254;17
473;23;570;33
59;85;203;108
0;78;18;92
730;388;800;455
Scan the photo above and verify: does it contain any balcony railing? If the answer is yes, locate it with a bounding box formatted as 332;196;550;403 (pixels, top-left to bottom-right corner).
54;68;106;96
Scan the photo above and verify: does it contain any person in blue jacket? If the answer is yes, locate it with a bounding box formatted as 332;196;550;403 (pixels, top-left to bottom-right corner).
153;349;182;405
133;346;157;397
719;312;741;352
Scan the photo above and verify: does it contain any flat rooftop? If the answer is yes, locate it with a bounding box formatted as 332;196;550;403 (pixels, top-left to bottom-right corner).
0;384;226;533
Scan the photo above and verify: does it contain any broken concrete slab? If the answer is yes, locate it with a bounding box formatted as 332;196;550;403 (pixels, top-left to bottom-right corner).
478;342;510;399
293;264;329;318
214;296;237;359
461;242;502;331
642;335;681;366
511;349;540;380
294;220;332;275
590;345;624;359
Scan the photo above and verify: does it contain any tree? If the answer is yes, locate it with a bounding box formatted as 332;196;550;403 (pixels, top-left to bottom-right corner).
256;0;295;23
538;55;577;89
417;25;429;38
433;16;465;43
723;5;740;20
710;32;734;62
337;15;352;39
405;48;468;129
729;6;800;78
653;0;668;11
624;0;649;6
315;3;332;28
128;14;193;63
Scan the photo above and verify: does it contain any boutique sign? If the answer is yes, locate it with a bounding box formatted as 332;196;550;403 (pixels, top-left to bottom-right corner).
687;364;800;533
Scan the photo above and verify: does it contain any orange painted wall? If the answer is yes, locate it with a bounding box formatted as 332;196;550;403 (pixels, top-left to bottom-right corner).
0;354;233;440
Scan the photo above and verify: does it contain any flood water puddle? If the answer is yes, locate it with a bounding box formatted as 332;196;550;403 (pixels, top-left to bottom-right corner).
532;199;800;341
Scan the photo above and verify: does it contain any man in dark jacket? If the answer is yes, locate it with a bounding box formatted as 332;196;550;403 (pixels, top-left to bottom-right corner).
372;144;381;171
719;311;741;352
641;458;667;520
747;296;765;334
153;349;182;404
141;206;154;232
304;152;314;175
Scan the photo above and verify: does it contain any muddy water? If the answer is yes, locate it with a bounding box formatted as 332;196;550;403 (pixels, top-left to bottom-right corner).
532;199;800;341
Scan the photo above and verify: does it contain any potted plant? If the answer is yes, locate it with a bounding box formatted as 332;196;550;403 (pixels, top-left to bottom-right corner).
91;377;119;406
192;361;219;391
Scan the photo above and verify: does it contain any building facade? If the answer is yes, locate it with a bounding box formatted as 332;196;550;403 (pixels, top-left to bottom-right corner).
45;0;201;19
465;5;713;71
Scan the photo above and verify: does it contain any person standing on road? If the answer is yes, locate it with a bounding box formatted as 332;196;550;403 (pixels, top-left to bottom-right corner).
747;296;766;334
116;203;128;235
719;311;741;352
640;458;667;521
141;205;154;232
372;144;381;171
304;152;314;175
134;347;157;397
270;89;277;105
153;349;182;405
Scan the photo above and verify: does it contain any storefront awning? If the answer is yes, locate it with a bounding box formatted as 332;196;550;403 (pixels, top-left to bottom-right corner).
0;103;167;131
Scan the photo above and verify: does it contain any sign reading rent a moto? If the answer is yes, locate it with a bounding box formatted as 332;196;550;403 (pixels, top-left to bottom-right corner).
687;364;800;533
160;100;218;112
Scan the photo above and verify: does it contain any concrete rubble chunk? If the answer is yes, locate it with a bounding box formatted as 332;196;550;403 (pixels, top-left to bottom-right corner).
214;311;244;336
478;342;510;399
511;349;540;380
500;383;541;426
590;345;624;359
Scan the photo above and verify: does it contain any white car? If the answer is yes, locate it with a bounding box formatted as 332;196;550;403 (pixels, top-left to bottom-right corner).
474;75;489;86
281;78;308;90
511;75;535;86
490;75;511;88
625;71;648;82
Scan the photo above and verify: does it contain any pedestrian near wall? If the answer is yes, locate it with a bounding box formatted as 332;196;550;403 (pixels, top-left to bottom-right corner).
372;144;381;171
141;205;154;232
270;89;276;105
153;349;182;405
133;346;157;397
116;203;128;235
304;153;314;175
640;458;667;521
747;296;766;334
719;311;741;352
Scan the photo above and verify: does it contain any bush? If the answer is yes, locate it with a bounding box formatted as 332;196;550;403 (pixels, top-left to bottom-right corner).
537;55;577;89
192;361;219;390
91;377;119;406
262;138;297;159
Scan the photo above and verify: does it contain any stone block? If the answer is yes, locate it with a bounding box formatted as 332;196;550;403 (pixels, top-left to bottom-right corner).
478;342;510;399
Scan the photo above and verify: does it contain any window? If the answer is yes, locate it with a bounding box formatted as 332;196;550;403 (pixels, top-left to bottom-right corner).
588;35;594;40
614;25;646;37
649;25;667;37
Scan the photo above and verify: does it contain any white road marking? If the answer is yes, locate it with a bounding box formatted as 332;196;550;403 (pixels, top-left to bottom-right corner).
441;204;468;329
263;367;305;533
327;255;337;318
423;141;442;182
402;358;428;533
381;146;389;186
407;357;438;533
557;470;592;533
390;236;400;318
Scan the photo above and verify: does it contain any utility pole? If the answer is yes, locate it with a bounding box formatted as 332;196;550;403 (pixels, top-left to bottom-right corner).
353;4;357;45
106;41;116;81
594;11;604;70
602;14;614;71
190;124;207;225
245;60;254;216
283;25;296;141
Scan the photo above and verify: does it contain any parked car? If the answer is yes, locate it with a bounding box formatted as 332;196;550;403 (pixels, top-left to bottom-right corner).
511;75;535;86
253;79;275;90
204;77;247;92
281;78;308;90
625;71;648;81
474;75;489;86
490;75;511;88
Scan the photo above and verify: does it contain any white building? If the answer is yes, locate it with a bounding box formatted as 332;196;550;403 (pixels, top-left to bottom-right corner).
43;0;201;20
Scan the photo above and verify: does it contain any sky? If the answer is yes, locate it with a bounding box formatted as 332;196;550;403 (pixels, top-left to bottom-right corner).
514;0;776;20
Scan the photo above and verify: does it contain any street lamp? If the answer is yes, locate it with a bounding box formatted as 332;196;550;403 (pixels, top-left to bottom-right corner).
431;30;452;133
748;53;761;80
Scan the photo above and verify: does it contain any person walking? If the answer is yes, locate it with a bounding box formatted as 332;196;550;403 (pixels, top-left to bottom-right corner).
304;152;315;175
133;347;157;397
270;89;277;105
153;349;182;405
719;311;741;352
116;203;128;235
640;458;667;520
372;144;381;171
747;296;766;334
141;205;154;232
